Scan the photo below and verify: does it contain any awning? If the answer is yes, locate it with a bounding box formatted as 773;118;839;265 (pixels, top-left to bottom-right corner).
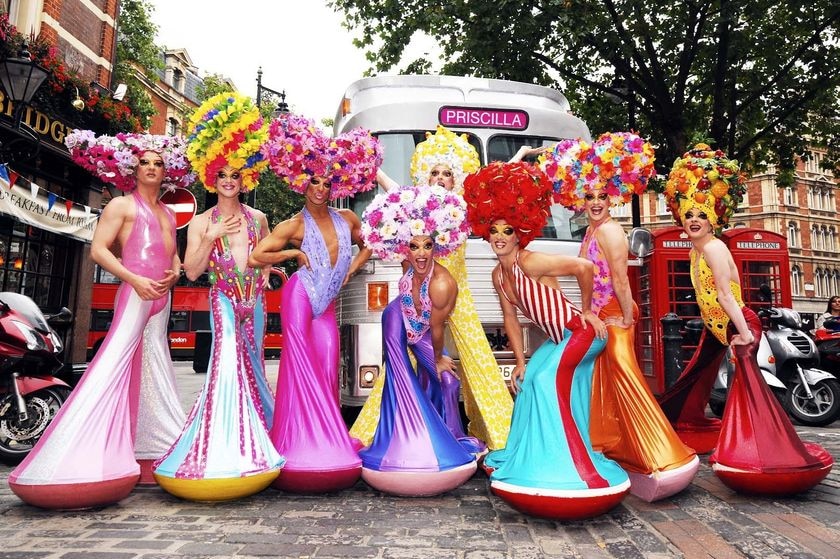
0;164;99;243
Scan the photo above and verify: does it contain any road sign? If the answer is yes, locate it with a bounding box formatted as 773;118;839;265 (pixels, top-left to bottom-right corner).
159;187;196;229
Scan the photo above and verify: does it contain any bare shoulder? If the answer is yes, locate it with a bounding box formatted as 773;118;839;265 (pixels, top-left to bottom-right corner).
336;207;361;226
100;194;134;220
598;219;627;240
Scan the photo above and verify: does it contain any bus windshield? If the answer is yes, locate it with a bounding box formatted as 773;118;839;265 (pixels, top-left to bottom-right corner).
346;131;585;242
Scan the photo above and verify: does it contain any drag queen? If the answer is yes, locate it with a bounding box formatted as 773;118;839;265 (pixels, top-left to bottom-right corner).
153;92;284;501
539;133;698;502
9;133;192;509
463;161;630;519
353;126;513;450
249;115;380;493
659;144;832;495
359;184;479;496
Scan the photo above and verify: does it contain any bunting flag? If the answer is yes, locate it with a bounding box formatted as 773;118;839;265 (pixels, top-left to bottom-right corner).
0;163;100;243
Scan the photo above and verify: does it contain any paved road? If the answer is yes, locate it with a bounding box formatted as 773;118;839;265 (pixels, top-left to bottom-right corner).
1;361;838;559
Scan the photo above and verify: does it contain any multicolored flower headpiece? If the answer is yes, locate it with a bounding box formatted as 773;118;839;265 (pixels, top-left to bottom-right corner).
65;131;195;192
361;184;470;263
463;161;553;248
185;91;268;193
660;143;746;235
410;125;481;194
262;114;382;199
538;132;656;211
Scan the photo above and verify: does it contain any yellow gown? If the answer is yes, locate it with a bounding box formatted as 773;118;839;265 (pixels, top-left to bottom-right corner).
351;244;513;449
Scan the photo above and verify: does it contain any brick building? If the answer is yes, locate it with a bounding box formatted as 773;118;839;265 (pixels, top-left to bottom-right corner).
622;148;839;325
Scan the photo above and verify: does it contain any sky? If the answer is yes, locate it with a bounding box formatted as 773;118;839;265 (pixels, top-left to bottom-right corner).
146;1;434;124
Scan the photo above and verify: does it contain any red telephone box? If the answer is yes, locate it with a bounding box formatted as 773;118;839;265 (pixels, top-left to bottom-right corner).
635;226;792;396
635;227;698;395
720;228;791;309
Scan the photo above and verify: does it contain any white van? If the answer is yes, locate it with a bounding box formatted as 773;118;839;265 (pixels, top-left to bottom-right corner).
333;75;591;408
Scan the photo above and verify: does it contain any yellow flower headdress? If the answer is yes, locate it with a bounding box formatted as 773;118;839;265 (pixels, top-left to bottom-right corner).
661;143;746;235
410;125;481;194
185;92;268;193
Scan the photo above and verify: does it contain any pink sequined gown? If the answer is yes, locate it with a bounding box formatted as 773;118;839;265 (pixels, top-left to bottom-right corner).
9;192;185;509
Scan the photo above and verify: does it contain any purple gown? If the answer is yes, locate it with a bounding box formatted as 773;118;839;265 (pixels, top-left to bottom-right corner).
269;207;361;492
9;192;185;509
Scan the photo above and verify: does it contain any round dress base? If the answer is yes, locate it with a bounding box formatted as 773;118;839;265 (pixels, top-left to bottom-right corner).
154;469;280;502
136;459;158;486
674;426;720;455
490;479;631;520
628;455;700;502
362;462;477;497
271;466;361;494
9;474;139;510
712;444;834;496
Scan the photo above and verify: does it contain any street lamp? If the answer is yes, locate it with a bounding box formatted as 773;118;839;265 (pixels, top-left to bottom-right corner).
252;67;290;207
608;74;641;228
0;41;50;164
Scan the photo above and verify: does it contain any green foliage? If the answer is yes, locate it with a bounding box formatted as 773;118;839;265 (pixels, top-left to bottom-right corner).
195;73;233;101
113;0;163;130
330;0;840;174
253;169;305;230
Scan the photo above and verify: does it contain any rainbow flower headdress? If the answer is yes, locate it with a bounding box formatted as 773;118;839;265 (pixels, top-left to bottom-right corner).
410;125;481;194
262;114;382;199
660;143;746;235
185;91;268;193
361;184;470;263
463;161;553;248
64;131;195;192
538;131;656;211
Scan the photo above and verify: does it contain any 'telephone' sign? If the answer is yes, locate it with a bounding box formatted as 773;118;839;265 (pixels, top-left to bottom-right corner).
439;106;529;130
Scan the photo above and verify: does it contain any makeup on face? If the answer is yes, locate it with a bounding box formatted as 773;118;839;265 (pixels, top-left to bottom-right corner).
584;192;609;202
217;170;242;180
139;157;164;168
409;239;434;252
684;210;709;221
489;225;515;237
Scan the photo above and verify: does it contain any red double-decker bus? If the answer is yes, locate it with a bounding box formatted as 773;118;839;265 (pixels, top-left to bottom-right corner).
87;266;286;360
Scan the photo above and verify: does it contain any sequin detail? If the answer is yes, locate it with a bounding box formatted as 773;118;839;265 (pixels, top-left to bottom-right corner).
298;207;351;318
398;264;433;345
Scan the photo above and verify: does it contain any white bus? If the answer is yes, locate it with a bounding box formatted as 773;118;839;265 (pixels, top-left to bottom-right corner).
333;75;591;408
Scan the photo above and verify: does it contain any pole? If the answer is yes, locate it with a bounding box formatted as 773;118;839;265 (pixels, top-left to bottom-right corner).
628;80;641;228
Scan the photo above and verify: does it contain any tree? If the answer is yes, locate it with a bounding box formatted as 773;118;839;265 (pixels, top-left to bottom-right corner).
113;0;163;130
330;0;840;180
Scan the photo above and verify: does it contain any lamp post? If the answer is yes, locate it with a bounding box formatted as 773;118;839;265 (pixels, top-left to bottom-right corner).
608;74;641;228
252;67;289;207
0;41;50;164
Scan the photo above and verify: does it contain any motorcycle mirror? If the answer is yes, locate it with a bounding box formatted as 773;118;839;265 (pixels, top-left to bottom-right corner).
628;227;653;258
57;307;73;322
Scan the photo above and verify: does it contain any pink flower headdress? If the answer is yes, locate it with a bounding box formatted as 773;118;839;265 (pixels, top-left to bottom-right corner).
262;114;382;199
65;130;195;192
361;184;470;263
538;132;656;211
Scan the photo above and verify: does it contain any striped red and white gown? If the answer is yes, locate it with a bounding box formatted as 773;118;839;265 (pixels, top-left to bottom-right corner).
483;256;628;493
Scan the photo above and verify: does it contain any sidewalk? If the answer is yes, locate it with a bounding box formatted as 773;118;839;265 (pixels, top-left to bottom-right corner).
0;361;837;558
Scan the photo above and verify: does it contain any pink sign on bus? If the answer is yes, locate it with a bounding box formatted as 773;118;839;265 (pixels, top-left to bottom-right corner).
438;106;529;130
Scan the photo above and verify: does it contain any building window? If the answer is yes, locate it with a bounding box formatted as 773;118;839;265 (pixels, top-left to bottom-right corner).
805;151;824;174
815;268;825;298
791;265;802;296
833;270;840;295
611;203;629;218
830;228;837;252
173;69;185;93
166;117;180;136
656;195;669;215
782;187;796;206
787;222;799;248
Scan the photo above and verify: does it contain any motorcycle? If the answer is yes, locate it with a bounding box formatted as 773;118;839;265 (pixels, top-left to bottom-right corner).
814;317;840;378
0;292;73;463
709;306;840;427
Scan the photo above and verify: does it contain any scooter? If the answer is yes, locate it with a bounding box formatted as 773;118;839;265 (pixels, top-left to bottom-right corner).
709;306;840;427
0;292;73;463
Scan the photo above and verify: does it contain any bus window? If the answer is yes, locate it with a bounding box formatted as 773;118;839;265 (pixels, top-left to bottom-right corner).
487;135;558;163
266;312;282;333
190;311;211;332
91;309;113;331
169;310;189;332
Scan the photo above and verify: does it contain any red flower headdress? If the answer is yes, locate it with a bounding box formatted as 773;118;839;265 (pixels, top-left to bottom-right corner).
463;161;553;248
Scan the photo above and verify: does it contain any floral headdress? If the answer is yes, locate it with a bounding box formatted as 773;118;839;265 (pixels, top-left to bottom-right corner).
65;131;195;192
262;114;382;199
658;143;746;235
538;132;656;211
361;184;470;263
463;161;553;248
185;92;268;193
410;125;481;194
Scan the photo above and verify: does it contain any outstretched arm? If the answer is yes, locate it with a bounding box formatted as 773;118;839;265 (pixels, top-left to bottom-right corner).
247;214;309;269
508;145;548;163
376;168;400;193
343;209;372;281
